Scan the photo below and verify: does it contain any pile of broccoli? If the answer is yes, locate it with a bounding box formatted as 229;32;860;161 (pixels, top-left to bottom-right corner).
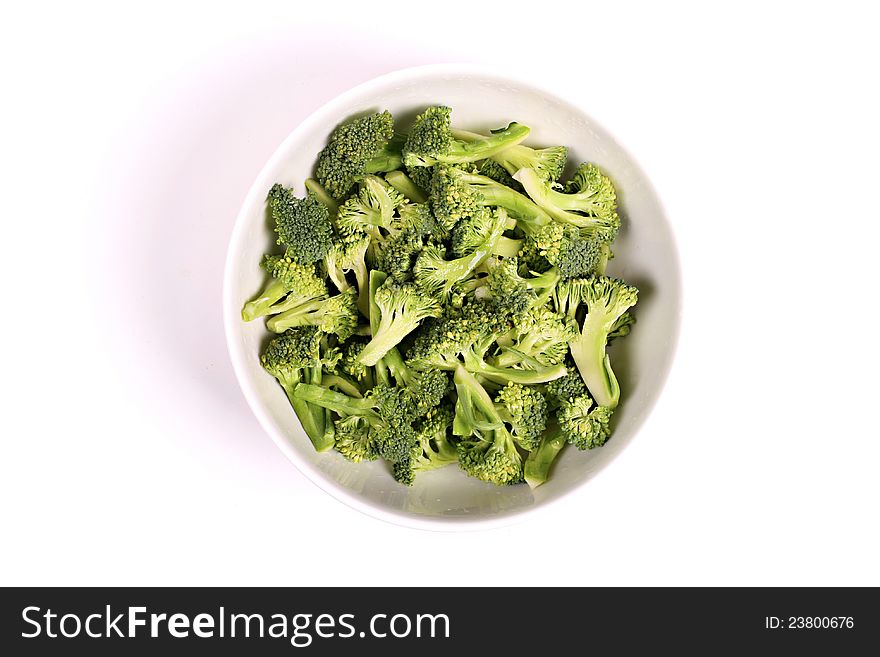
242;106;638;488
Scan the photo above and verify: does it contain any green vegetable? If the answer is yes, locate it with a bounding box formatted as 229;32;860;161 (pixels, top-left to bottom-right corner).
242;107;640;486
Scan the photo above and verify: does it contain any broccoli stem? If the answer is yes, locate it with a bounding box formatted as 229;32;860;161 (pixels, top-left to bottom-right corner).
304;179;338;214
368;270;390;383
465;355;567;385
382;347;412;386
358;319;413;368
241;279;289;321
570;343;620;409
277;372;332;452
524;425;567;488
266;299;326;333
293;383;379;419
321;374;363;398
441;123;530;163
364;149;403;174
452;365;505;435
384;171;427;203
493;236;522;258
460;173;551;227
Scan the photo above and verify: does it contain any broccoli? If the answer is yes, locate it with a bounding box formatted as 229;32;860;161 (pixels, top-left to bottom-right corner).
406;299;567;385
413;208;509;299
429;165;551;230
333;415;378;463
554;277;639;408
484;256;561;315
261;327;338;452
478;158;524;191
524;222;614;278
452;365;523;485
403;106;530;168
454;128;568;182
524;424;567;488
267;184;334;264
315;110;396;199
608;311;636;344
335;175;407;237
558;395;614;450
244;106;642;487
514;162;620;234
358;276;442;367
324;232;370;316
267;287;359;340
384;170;428;203
492;305;578;369
494;382;549;451
392;405;458;485
543;365;588;409
376;228;423;283
241;253;328;322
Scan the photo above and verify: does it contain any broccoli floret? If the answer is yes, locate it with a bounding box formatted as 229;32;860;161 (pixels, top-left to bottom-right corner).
558;395;614;450
406;300;567;385
335;175;407;237
524;222;614;279
484;257;561;315
402;106;530;168
267;184;334;264
315;111;396;199
429;165;551;230
393;405;458;485
405;163;434;196
333;415;378;462
261;327;336;452
524;424;567;488
413;209;509;299
543;365;588;409
324;232;370;316
554;277;638;408
452;365;523;486
358;278;442;366
241;253;328;322
494;382;549;451
449;207;518;258
492;305;578;369
514;162;620;234
376;228;423;283
267;287;359;339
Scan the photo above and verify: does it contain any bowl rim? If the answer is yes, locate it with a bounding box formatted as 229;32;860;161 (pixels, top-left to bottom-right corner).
222;62;682;531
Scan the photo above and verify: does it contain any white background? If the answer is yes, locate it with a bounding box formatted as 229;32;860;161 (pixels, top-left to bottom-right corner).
2;0;878;586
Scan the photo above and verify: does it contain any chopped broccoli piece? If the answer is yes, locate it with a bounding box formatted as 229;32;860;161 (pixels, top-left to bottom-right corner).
554;277;638;408
267;184;334;264
514;162;620;234
403;106;530;168
452;366;523;485
315;111;396;199
558;395;614;450
241;253;328;322
494;382;549;451
524;424;567;488
358;278;442;367
267;287;359;340
261;327;337;452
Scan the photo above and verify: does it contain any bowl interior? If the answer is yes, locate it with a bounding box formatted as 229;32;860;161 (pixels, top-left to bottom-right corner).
224;68;681;527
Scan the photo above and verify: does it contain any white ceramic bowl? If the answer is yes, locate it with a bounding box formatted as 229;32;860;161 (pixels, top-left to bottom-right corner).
223;64;681;530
